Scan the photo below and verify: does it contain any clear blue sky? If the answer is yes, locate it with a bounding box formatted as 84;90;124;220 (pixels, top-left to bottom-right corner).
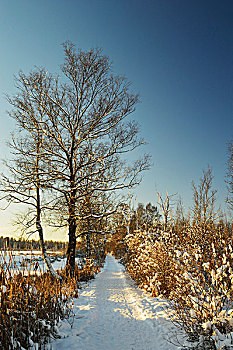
0;0;232;238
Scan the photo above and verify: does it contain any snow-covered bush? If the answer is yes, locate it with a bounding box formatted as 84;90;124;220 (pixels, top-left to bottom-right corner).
170;224;233;348
124;222;233;348
125;229;178;297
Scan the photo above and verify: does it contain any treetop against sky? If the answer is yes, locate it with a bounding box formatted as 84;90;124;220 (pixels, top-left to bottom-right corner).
0;0;232;238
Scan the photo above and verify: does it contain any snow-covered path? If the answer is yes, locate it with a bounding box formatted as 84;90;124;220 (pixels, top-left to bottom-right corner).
52;255;180;350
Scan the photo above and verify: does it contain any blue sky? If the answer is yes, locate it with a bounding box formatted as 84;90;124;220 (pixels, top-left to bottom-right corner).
0;1;232;238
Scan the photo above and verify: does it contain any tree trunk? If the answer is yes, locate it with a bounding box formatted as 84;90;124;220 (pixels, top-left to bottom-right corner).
36;187;61;279
101;233;107;261
86;218;91;258
36;219;61;279
66;217;77;274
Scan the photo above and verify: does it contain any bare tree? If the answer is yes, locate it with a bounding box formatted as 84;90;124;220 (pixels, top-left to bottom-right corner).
192;166;218;231
118;193;135;235
174;196;188;231
0;70;60;278
157;191;176;231
3;42;150;273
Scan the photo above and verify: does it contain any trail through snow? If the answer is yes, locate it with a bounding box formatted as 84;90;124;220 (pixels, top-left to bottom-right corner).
52;255;181;350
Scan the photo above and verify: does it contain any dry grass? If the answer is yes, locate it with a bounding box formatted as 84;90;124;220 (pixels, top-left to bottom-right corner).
0;251;100;349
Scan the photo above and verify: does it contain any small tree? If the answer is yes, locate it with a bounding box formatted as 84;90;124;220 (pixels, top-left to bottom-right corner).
157;191;176;231
0;70;60;278
192;166;218;232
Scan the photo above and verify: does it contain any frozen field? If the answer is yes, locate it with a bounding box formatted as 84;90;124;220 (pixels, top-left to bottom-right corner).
0;249;81;272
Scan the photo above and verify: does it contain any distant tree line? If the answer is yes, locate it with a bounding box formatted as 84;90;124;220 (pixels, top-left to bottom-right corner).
0;236;67;251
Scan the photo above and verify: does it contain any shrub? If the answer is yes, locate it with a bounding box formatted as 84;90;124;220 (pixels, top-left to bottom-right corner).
124;224;233;349
170;225;233;348
125;229;178;297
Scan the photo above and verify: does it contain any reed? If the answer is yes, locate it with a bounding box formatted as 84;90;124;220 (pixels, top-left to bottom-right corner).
0;251;81;349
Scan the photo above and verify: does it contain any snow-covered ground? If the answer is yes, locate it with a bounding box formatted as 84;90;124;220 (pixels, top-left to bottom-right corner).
0;250;82;271
51;254;183;350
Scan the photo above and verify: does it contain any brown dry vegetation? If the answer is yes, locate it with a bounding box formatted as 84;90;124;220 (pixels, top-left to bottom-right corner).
0;251;99;349
123;222;233;348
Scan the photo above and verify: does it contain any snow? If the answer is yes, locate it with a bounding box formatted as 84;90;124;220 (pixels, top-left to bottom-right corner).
0;250;82;272
51;255;180;350
1;285;7;293
202;321;212;331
